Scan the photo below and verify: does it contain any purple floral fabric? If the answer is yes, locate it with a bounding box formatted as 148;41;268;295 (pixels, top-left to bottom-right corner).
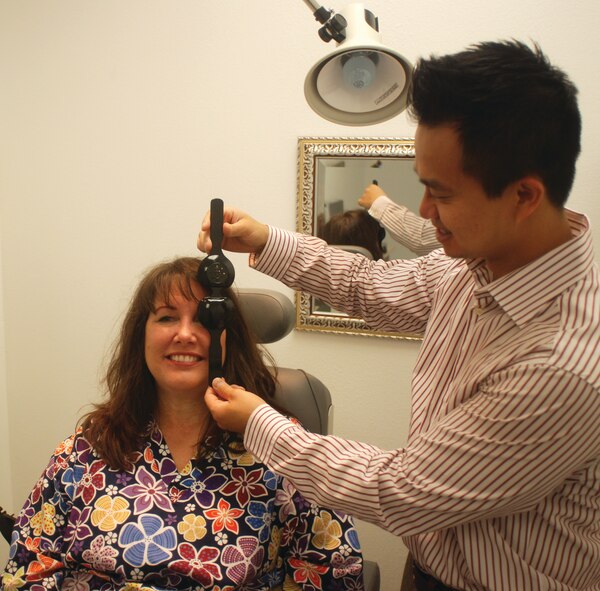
1;425;364;590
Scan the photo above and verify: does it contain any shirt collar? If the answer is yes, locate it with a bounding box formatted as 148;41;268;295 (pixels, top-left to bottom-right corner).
468;210;595;327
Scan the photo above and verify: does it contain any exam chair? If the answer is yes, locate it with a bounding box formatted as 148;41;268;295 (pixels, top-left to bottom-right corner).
1;289;380;590
238;288;334;434
0;506;13;544
238;288;381;591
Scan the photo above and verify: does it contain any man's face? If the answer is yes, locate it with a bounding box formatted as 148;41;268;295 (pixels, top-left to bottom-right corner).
415;124;519;275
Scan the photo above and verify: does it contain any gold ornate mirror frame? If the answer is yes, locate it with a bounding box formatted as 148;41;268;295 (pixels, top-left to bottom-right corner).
295;136;424;340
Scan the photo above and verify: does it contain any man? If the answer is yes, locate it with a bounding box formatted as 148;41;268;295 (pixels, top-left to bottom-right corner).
200;41;600;590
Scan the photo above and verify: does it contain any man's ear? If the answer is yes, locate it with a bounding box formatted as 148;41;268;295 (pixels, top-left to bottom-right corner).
514;176;545;221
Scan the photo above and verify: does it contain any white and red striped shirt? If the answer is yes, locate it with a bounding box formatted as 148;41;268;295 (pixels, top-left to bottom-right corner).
246;210;600;590
369;194;441;256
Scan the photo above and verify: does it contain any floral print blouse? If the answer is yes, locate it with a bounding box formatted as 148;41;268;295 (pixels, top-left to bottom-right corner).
1;424;364;590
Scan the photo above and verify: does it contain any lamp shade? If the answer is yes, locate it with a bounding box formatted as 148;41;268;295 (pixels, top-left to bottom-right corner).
304;3;412;125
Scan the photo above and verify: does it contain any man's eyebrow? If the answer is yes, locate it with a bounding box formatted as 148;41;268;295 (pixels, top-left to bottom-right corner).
412;166;451;191
418;176;452;192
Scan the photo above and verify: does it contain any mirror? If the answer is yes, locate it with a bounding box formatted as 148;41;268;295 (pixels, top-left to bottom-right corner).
296;137;424;340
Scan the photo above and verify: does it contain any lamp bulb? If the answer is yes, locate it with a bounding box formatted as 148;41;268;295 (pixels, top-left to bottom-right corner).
342;53;377;89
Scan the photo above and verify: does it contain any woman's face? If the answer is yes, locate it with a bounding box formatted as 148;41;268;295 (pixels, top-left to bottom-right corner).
144;282;226;399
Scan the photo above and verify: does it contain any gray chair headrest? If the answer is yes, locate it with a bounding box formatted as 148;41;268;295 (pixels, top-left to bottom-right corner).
236;288;295;344
272;368;332;435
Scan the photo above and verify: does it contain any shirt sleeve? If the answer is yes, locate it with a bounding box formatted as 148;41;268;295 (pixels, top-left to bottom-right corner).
369;195;441;256
1;434;78;590
252;227;453;334
245;364;600;538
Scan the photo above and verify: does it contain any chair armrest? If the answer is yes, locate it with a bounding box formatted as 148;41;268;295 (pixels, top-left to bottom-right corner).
363;558;381;591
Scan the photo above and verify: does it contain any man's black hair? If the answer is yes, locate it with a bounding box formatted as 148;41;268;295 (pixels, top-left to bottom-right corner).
409;40;581;207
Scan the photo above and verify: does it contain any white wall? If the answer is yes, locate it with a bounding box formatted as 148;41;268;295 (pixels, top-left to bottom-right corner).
1;0;599;586
0;238;12;567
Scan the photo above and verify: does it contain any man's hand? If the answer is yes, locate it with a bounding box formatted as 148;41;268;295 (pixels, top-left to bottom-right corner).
205;378;268;433
198;206;270;255
358;183;386;209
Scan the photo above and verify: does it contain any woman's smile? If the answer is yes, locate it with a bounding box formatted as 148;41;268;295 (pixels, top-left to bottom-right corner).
166;353;205;364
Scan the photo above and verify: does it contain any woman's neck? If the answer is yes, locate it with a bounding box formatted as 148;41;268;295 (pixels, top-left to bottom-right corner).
155;394;212;470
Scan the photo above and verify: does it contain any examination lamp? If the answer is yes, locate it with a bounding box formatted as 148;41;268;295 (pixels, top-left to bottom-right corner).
302;0;412;125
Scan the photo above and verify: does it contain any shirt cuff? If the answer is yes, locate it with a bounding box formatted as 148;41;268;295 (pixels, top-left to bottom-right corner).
244;404;293;464
249;226;299;280
368;194;395;221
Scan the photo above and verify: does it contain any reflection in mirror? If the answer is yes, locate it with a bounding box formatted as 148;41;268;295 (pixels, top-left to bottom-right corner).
296;137;425;340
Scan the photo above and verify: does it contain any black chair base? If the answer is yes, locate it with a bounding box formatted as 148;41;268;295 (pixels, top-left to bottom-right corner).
0;505;16;543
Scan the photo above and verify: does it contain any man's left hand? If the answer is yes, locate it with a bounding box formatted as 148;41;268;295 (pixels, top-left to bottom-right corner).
205;378;267;433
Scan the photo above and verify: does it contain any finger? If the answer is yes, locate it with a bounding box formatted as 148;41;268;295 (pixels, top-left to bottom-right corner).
197;232;212;253
197;210;213;253
205;387;223;408
204;389;229;429
211;377;235;400
225;218;269;250
222;206;238;224
222;219;241;238
223;212;252;237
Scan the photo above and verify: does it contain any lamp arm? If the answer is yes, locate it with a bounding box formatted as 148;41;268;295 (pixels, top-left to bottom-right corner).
302;0;332;24
301;0;347;42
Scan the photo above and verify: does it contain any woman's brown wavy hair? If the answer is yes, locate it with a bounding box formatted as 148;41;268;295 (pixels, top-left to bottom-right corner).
80;257;277;471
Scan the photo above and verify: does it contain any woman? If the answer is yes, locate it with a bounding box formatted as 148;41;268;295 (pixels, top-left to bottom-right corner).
1;257;364;590
319;209;387;261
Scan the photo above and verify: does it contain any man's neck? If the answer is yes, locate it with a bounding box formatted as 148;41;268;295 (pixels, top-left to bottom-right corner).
487;208;573;279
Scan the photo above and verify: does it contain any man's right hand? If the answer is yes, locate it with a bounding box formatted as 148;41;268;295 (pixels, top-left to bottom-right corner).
197;206;270;255
358;183;386;209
